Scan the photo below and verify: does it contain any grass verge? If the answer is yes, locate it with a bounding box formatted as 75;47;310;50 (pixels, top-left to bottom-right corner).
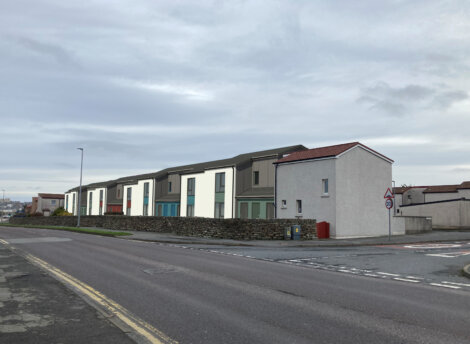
0;223;132;237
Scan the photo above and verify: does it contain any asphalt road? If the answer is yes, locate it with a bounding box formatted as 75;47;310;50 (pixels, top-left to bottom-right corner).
186;242;470;290
1;226;469;344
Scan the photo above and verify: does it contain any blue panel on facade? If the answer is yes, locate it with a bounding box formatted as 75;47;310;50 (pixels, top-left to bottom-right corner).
156;202;180;217
187;196;195;205
144;197;149;205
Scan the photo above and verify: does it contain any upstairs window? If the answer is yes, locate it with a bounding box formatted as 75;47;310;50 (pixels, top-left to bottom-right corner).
322;179;329;195
168;181;172;193
187;178;195;196
215;173;225;192
253;171;259;185
144;182;149;198
296;200;302;214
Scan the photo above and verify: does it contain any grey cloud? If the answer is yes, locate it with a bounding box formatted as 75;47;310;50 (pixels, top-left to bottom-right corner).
358;82;468;116
11;36;78;67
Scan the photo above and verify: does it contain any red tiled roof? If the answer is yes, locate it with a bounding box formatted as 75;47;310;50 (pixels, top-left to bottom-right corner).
392;187;410;194
423;185;459;193
38;193;65;199
275;142;393;164
458;181;470;189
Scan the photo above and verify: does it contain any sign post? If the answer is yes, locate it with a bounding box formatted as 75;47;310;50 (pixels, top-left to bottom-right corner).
384;188;394;241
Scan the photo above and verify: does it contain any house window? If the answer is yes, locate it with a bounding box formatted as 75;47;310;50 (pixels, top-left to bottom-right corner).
51;200;56;205
281;200;287;208
253;171;259;185
215;173;225;193
117;188;121;198
168;182;172;193
72;194;75;214
143;182;149;216
187;178;195;196
322;179;329;195
187;204;194;217
126;187;132;216
89;193;93;215
66;195;69;211
214;202;224;218
99;190;104;215
296;200;302;214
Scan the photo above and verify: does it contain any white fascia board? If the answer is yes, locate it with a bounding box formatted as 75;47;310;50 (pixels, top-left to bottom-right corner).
337;144;394;164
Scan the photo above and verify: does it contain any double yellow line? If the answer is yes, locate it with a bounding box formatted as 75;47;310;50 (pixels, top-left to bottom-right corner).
0;238;177;344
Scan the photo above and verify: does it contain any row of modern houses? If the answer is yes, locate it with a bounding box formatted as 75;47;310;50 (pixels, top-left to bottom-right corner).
64;142;405;238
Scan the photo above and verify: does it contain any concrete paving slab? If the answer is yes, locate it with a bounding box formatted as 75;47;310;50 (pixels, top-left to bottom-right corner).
0;244;134;344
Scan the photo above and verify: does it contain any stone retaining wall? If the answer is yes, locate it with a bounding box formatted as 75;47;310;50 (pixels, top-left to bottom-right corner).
10;216;317;240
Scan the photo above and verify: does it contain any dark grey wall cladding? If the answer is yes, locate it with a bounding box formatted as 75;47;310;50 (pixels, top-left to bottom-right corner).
11;216;317;240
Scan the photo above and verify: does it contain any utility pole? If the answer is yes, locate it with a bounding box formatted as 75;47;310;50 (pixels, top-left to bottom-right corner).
77;148;84;227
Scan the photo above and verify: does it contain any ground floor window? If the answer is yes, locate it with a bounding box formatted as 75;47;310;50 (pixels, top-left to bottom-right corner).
237;199;274;219
215;202;224;218
187;204;194;217
143;204;148;216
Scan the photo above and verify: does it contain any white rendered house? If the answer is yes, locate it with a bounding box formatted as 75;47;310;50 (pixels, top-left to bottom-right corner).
122;178;155;216
86;187;107;215
275;142;397;238
64;191;78;215
180;167;235;218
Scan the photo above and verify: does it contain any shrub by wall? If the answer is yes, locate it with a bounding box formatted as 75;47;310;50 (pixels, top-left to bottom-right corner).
10;216;317;240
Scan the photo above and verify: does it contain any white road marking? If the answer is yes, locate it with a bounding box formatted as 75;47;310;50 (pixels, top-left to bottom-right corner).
441;281;470;287
377;272;400;277
364;273;380;277
393;278;420;283
338;269;358;274
404;243;461;249
429;283;461;289
405;276;424;280
426;251;470;258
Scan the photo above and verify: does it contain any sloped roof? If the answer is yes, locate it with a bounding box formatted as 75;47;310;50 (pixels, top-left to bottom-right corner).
275;142;393;164
38;193;64;199
458;181;470;189
65;145;306;192
392;187;410;195
423;185;459;193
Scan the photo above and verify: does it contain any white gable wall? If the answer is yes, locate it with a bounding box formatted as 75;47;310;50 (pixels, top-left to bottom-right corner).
65;191;78;215
335;146;393;238
122;180;155;216
276;158;337;234
87;188;107;215
180;167;234;218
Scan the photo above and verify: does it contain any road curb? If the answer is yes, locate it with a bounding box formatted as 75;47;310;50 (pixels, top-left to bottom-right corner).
463;264;470;279
122;236;470;248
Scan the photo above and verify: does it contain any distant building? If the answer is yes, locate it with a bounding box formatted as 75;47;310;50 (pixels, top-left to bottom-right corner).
31;197;38;214
36;193;65;216
394;182;470;229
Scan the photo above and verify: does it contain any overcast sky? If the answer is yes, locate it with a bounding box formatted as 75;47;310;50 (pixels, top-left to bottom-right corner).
1;0;469;202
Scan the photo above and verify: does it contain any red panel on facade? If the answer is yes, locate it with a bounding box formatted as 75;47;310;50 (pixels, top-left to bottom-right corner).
107;205;123;213
127;201;131;209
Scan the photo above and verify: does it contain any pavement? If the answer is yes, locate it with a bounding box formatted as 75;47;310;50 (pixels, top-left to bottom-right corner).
0;241;135;344
118;228;470;247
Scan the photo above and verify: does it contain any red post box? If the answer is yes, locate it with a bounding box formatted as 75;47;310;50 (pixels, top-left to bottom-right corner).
317;221;330;239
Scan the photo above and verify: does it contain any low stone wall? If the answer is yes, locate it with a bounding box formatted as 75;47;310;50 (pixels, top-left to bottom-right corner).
10;216;317;240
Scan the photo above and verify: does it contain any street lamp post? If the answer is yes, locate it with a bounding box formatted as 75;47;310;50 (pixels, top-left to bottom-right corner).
77;148;84;227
